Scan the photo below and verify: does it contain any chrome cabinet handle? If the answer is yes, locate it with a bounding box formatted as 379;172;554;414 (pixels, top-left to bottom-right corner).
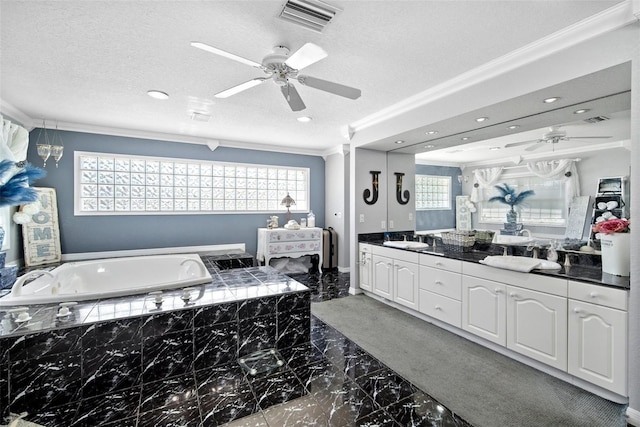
494;288;503;294
435;305;442;311
435;281;443;286
589;291;598;298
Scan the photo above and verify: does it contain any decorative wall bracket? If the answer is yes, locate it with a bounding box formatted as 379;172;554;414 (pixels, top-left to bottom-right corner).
363;170;380;205
394;172;410;205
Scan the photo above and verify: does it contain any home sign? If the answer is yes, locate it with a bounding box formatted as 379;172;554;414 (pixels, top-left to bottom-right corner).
22;187;62;266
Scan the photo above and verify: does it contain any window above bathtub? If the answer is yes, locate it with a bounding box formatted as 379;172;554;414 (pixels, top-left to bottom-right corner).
73;151;309;215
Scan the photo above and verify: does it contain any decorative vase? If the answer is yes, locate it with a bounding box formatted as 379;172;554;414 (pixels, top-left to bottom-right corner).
506;208;518;224
599;232;630;276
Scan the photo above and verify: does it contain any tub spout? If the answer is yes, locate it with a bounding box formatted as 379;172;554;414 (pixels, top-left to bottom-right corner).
11;270;55;298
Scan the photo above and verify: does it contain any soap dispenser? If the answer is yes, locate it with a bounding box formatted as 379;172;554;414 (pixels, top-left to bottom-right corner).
307;211;315;228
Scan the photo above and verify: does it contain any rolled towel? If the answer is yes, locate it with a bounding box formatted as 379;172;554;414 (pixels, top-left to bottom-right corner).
479;256;542;273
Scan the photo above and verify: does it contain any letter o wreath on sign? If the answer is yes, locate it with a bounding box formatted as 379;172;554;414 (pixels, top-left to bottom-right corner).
22;187;62;266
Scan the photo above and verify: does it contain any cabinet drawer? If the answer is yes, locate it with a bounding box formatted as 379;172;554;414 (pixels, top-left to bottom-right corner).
419;253;462;273
359;243;373;253
372;245;420;264
568;281;628;311
463;262;567;296
267;228;322;242
267;240;321;255
419;266;462;300
419;289;461;328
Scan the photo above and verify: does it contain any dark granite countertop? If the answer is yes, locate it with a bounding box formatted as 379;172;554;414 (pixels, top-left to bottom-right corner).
361;240;630;290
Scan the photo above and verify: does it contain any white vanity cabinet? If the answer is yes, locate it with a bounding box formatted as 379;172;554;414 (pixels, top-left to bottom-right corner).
371;246;419;309
418;254;462;328
506;286;567;370
462;275;507;345
358;244;373;292
568;281;628;395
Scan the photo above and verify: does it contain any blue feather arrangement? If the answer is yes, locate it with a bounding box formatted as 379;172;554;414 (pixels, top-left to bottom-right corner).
0;160;47;207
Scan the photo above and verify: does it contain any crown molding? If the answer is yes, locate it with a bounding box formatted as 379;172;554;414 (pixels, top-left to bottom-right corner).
349;1;637;137
0;99;34;130
40;120;326;157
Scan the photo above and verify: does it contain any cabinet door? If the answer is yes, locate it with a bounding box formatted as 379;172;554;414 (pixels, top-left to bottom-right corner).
462;276;506;345
359;251;373;292
506;286;567;370
394;259;419;310
568;300;627;395
372;255;393;300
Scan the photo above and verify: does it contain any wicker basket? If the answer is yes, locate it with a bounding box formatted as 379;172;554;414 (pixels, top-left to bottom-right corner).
441;231;476;253
473;230;496;250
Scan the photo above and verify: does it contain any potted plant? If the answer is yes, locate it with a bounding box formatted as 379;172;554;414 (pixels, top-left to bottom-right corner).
488;183;535;224
592;218;630;276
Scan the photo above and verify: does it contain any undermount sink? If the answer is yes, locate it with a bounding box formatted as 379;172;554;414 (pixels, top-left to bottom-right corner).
383;241;430;250
492;235;534;246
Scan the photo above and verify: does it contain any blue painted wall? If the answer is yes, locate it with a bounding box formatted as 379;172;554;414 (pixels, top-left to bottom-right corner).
26;129;325;257
415;164;462;231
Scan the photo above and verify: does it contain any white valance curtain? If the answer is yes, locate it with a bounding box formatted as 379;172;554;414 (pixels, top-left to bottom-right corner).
470;166;504;203
526;159;580;208
0;114;29;186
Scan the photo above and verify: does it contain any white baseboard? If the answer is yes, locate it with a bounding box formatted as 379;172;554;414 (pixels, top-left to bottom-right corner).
338;266;350;273
627;407;640;426
61;244;246;262
348;286;363;295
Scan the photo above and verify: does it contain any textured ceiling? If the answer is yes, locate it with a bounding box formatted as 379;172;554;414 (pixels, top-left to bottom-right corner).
0;0;623;155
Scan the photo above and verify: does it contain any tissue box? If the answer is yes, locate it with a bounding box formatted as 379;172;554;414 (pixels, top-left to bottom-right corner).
0;251;5;269
0;265;18;290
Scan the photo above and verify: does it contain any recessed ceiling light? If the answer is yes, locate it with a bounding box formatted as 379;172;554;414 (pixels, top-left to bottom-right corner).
425;130;438;135
425;144;435;149
490;147;501;151
475;117;488;122
297;116;312;122
147;90;169;100
543;97;560;103
461;137;471;141
574;109;590;114
395;140;405;144
507;125;520;130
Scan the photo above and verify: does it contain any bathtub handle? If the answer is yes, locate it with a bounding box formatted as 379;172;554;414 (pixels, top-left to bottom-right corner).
11;270;56;298
180;258;207;277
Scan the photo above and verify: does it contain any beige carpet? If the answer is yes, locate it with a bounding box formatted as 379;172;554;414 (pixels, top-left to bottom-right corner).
311;294;627;427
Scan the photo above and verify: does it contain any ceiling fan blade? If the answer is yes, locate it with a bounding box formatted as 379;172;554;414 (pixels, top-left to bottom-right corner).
297;75;361;99
215;78;268;98
524;143;546;152
281;83;306;111
284;43;327;70
504;139;540;149
566;136;612;140
191;41;262;68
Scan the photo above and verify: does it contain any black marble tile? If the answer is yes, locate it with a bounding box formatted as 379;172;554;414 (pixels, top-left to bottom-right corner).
194;301;238;327
249;368;307;410
73;386;140;426
277;291;311;313
82;340;142;397
195;362;247;396
9;352;82;412
238;314;277;357
355;409;401;427
8;326;83;360
20;401;79;427
261;397;330;426
137;399;201;427
277;309;310;349
140;373;197;413
290;359;344;393
142;330;194;382
194;321;238;370
386;391;473;427
341;351;387;381
312;378;380;425
199;378;258;426
142;308;194;336
238;296;277;319
82;317;142;348
279;343;326;370
217;411;269;427
354;367;417;408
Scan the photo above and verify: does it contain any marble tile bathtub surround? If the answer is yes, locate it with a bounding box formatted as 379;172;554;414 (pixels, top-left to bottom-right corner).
0;262;310;421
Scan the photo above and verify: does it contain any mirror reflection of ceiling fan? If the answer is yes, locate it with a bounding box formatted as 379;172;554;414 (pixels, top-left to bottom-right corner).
191;41;361;111
504;126;611;151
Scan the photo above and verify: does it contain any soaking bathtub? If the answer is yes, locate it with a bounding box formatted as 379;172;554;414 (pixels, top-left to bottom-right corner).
0;253;211;306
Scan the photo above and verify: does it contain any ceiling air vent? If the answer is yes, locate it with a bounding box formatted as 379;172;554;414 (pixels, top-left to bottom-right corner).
583;116;609;124
278;0;341;33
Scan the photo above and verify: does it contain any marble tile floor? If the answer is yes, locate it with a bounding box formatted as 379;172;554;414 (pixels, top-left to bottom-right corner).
11;270;472;427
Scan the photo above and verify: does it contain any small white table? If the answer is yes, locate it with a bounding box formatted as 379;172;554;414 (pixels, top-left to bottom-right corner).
257;227;323;271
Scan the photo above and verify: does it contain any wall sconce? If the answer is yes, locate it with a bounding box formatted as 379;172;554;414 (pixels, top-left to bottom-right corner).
457;175;468;184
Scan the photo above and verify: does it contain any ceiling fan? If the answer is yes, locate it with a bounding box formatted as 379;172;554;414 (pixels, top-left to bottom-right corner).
191;41;361;111
504;126;611;152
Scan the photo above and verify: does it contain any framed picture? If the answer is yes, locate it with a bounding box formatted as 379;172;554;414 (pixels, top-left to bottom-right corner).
22;187;62;266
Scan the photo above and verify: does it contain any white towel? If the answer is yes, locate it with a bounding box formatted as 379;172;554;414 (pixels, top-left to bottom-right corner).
480;256;543;273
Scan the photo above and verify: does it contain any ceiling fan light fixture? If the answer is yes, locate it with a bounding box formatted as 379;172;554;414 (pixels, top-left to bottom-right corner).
543;97;560;103
147;90;169;100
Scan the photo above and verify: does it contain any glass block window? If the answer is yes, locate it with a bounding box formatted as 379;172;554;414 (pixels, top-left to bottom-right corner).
415;175;451;210
74;151;309;215
479;174;566;226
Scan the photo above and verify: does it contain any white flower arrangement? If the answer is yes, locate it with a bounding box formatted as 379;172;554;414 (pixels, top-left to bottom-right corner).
12;201;42;225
